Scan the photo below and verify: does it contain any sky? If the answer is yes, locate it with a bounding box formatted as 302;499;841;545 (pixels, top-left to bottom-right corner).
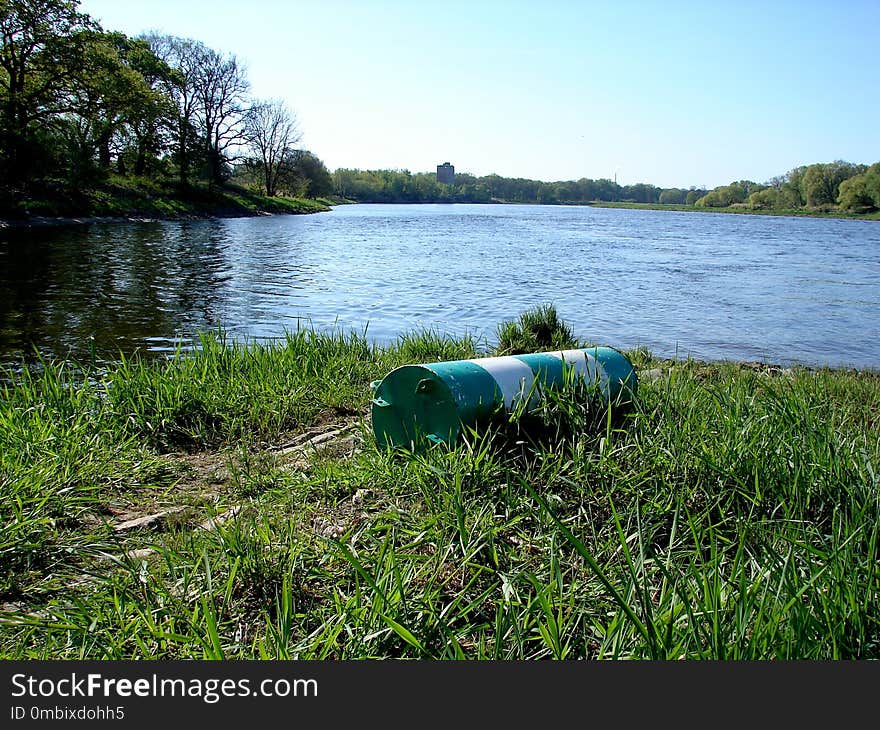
78;0;880;189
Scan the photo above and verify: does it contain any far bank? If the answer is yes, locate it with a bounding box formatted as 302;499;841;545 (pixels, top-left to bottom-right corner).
584;200;880;221
331;198;880;222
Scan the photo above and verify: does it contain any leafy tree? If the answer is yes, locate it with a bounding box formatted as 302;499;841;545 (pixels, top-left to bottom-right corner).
146;36;251;186
659;188;686;204
143;34;204;185
592;178;621;201
536;185;558;204
117;36;178;176
685;189;704;205
837;175;873;212
697;181;763;207
144;34;250;186
838;163;880;212
621;183;660;203
57;31;173;182
802;164;838;207
765;166;806;208
554;182;576;202
287;151;333;198
0;0;96;181
800;161;866;208
748;188;779;208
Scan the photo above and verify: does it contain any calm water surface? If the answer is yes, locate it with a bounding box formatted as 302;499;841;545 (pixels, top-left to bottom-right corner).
1;204;878;369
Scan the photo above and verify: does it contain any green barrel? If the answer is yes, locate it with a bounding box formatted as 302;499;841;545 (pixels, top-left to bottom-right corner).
371;346;637;450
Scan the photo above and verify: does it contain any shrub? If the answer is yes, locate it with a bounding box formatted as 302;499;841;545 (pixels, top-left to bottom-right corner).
494;303;576;355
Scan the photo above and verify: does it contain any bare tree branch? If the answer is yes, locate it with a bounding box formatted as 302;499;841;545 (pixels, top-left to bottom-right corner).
244;99;301;196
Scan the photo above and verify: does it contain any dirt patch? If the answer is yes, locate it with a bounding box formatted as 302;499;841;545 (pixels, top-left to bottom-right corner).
105;416;365;540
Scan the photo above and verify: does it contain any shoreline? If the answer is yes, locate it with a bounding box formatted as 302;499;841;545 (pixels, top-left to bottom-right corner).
0;208;318;230
3;334;877;382
0;180;334;230
584;200;880;221
290;197;880;222
4;199;878;228
358;199;880;222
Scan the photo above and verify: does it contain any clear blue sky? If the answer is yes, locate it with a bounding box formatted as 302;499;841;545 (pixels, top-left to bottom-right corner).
79;0;880;189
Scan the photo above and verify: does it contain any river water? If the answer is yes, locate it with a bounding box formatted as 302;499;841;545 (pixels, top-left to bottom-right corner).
1;204;878;369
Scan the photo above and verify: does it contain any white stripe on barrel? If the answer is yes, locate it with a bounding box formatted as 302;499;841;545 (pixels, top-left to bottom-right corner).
546;349;610;398
467;356;536;410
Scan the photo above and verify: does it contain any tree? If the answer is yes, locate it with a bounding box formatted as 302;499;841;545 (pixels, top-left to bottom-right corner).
146;36;251;186
243;99;300;196
621;183;660;203
58;31;173;181
593;178;621;201
0;0;96;181
116;36;177;176
748;188;779;208
143;34;204;185
771;167;805;208
193;44;249;185
801;161;866;208
554;182;576;202
838;163;880;212
696;181;762;207
659;188;686;204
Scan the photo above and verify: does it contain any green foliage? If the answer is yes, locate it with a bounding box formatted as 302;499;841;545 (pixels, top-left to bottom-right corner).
620;183;661;203
748;187;779;208
684;189;704;205
494;303;577;355
285;150;333;198
1;333;878;659
330;169;649;205
659;188;687;204
0;0;97;181
801;161;867;208
693;161;877;216
0;3;326;209
0;4;190;190
332;171;679;207
838;163;880;213
697;180;764;207
330;170;683;206
785;163;864;210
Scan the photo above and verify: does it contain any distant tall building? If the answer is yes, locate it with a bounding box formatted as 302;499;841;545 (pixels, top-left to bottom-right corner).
437;162;455;185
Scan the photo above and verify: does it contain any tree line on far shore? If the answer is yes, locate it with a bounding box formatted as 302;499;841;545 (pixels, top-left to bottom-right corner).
3;2;878;216
332;161;880;214
332;169;709;207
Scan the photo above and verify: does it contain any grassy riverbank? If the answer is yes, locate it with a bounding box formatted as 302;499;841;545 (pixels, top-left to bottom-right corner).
588;201;880;221
1;327;878;659
0;176;331;227
316;197;880;222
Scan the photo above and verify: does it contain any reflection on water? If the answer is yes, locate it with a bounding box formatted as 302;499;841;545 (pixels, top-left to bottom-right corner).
1;205;878;369
0;218;317;364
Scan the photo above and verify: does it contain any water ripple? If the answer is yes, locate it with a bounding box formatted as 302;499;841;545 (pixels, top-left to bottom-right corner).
1;204;879;369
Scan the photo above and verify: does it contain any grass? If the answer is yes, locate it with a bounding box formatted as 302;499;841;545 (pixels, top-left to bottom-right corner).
494;303;577;355
0;175;329;222
0;325;878;659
